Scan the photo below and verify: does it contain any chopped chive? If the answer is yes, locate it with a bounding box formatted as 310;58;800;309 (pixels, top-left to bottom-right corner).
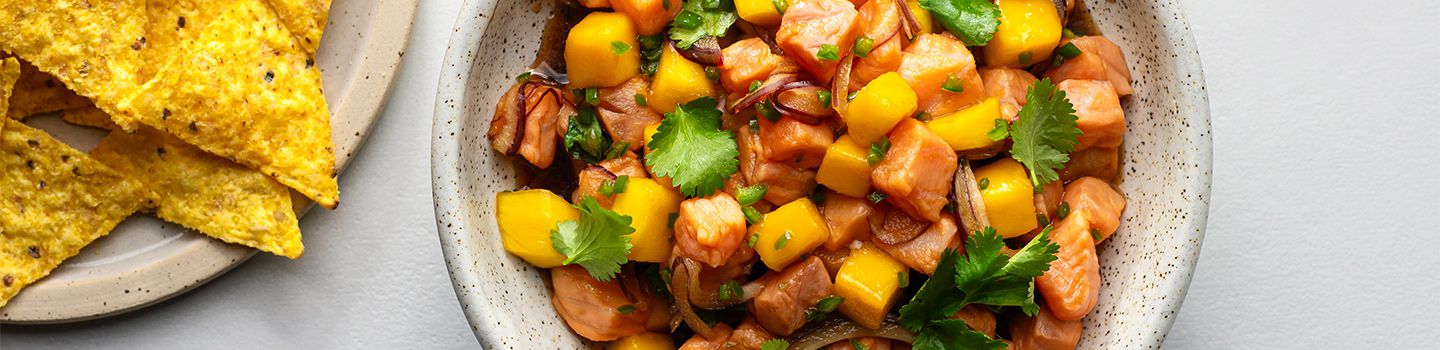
867;192;887;203
987;118;1010;141
867;139;890;165
847;91;858;101
584;87;600;105
774;230;792;250
515;71;532;83
1057;202;1070;220
941;75;965;93
737;185;769;206
746;232;760;247
662;0;671;9
757;101;781;121
978;177;990;190
704;66;720;82
806;295;845;320
1091;228;1102;241
675;10;701;29
634;93;648;106
617;304;637;315
1036;213;1050;227
1056;42;1081;59
718;280;743;301
1018;51;1033;66
853;36;875;58
611;41;632;55
850;339;871;350
744;206;764;225
816;44;839;61
772;0;789;13
816;89;832;106
749;80;762;92
897;271;909;288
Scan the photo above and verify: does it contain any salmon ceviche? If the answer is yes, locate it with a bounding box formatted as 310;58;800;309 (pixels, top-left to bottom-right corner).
486;0;1134;347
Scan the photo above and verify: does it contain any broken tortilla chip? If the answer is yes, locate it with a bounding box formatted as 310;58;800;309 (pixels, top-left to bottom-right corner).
266;0;332;54
60;105;120;130
91;128;304;258
6;60;93;120
117;0;339;208
0;119;151;308
0;0;148;129
0;58;17;115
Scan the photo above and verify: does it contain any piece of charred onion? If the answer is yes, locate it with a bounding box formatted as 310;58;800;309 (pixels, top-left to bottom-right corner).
870;201;929;245
787;316;916;350
772;82;833;124
952;159;993;234
832;54;854;111
729;73;805;115
669;258;716;338
678;37;724;66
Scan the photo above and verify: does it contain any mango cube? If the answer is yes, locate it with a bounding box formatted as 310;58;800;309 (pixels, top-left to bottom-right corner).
612;177;684;262
565;12;641;88
815;135;873;198
972;158;1038;238
752;198;829;270
608;332;676;350
984;0;1062;67
926;97;1004;152
649;43;716;113
843;72;917;145
736;0;782;27
495;190;578;267
835;242;907;329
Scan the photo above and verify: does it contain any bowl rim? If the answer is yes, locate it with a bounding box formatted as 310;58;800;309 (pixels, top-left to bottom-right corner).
431;0;1213;346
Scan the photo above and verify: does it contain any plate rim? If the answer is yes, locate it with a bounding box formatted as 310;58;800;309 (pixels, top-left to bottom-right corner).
0;0;422;324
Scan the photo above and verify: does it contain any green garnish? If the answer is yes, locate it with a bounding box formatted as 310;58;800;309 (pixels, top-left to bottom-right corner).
719;280;744;301
760;339;790;350
774;230;792;250
563;107;623;163
550;197;636;281
515;71;532;83
600;175;631;197
917;0;1001;46
816;89;833;107
772;0;789;13
941;75;965;93
705;66;721;82
749;80;762;92
670;0;737;49
817;44;840;61
737;185;769;206
850;339;871;350
867;139;891;165
867;191;887;203
746;232;760;247
1056;42;1082;59
639;35;665;76
584;87;600;105
617;304;637;315
978;177;989;190
991;79;1081;187
805;295;846;321
634;93;648;106
743;206;764;225
645;97;740;197
808;189;827;204
986;118;1010;141
898;271;910;288
611;41;632;55
1091;227;1102;241
1057;202;1070;220
756;100;782;121
853;36;875;58
1018;51;1033;66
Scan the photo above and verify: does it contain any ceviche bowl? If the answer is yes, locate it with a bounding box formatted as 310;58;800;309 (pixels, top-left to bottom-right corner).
432;0;1211;347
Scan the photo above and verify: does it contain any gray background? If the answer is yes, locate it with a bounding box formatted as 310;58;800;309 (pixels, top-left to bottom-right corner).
2;0;1438;348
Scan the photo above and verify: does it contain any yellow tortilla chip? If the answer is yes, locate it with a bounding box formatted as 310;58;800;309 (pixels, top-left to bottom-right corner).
266;0;332;54
60;105;120;130
0;0;148;130
0;119;151;308
140;0;228;81
0;58;17;115
118;0;339;208
91;128;304;258
6;60;93;120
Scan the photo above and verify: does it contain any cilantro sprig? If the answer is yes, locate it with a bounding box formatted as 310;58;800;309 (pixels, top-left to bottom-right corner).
550;197;636;281
670;0;737;49
644;97;740;197
564;106;628;163
917;0;1001;46
988;78;1081;187
897;227;1060;350
760;339;789;350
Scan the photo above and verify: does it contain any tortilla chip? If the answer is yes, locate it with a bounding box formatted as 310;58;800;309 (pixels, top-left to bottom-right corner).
0;0;148;129
60;105;120;130
117;0;339;208
266;0;332;54
91;128;304;258
6;60;93;120
0;58;18;115
0;119;151;308
140;0;229;81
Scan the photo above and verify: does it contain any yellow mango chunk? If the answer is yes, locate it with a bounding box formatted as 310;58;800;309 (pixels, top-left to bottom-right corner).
496;190;577;267
612;177;683;262
984;0;1063;68
835;242;907;329
816;135;873;198
906;0;934;33
565;12;641;88
608;332;676;350
643;122;661;154
736;0;782;27
752;198;830;270
972;158;1038;237
843;72;917;145
925;97;1004;151
649;43;716;113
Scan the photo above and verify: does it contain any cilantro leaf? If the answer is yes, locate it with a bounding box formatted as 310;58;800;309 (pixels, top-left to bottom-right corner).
669;0;737;49
760;339;789;350
898;249;964;332
550;197;635;281
1008;78;1081;187
913;319;1009;350
564;106;625;163
644;97;740;197
955;227;1059;315
917;0;1001;46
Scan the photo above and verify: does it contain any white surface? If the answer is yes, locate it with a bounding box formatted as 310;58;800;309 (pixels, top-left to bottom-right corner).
1;0;1437;348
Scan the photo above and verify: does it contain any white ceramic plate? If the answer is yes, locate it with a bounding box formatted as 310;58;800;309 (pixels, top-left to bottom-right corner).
434;0;1211;347
0;0;420;324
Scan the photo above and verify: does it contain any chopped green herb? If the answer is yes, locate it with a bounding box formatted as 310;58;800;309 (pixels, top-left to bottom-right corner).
986;118;1010;141
868;192;887;203
867;139;891;165
917;0;1001;46
854;36;875;58
737;185;769;206
550;197;635;281
611;41;632;55
634;93;648;106
600;175;631;197
774;230;792;250
772;0;789;13
817;44;840;61
584;87;600;105
760;339;790;350
617;304;637;315
1056;42;1081;59
847;90;858;101
744;206;763;225
564;107;616;163
645;97;741;197
639;35;665;76
749;80;762;92
1018;51;1033;66
978;177;989;190
746;232;760;247
1057;202;1070;220
898;271;910;288
670;0;738;49
851;339;871;350
515;71;532;83
914;111;930;121
817;89;833;107
719;280;744;301
1036;213;1049;227
806;295;846;321
1005;79;1081;187
756;100;782;121
1091;227;1102;241
705;66;721;82
941;75;965;93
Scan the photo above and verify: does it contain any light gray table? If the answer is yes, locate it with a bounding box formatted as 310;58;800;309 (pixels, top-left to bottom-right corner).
2;0;1438;349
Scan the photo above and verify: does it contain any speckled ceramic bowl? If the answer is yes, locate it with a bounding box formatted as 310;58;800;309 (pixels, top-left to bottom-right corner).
432;0;1211;347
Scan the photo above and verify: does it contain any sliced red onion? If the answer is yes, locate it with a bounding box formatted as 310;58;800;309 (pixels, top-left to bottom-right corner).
787;316;916;350
679;37;724;66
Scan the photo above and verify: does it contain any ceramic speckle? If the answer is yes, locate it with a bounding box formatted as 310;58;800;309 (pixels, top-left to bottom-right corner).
432;0;1211;347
